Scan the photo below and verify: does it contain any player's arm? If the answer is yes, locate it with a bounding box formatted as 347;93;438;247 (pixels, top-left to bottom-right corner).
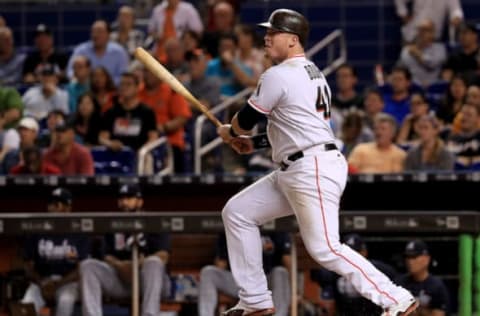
217;103;264;143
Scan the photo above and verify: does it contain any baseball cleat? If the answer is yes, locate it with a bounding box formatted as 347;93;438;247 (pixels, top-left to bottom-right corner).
381;297;419;316
222;306;275;316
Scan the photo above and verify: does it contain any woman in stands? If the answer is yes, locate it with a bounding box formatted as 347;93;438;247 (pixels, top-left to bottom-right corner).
90;66;116;113
397;92;431;147
404;114;454;171
73;93;101;147
436;75;467;126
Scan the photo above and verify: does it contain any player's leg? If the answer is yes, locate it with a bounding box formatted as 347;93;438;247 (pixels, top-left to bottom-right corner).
222;171;292;312
278;151;412;309
198;265;239;316
21;283;46;314
141;255;168;316
54;282;79;316
267;266;290;316
80;258;129;316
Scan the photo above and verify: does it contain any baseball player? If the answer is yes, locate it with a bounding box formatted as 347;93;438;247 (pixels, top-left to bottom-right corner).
217;9;419;316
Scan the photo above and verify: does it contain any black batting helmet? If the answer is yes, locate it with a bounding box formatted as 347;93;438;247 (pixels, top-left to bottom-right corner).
258;9;309;47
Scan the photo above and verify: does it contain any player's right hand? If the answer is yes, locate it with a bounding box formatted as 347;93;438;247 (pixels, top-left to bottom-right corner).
230;136;254;155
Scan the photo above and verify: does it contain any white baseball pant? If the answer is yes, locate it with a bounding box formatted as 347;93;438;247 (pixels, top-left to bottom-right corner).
222;148;411;311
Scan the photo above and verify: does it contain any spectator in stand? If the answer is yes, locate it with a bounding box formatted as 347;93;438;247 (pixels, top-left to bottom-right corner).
234;24;264;83
181;30;202;56
164;37;189;82
22;63;69;121
398;19;446;88
436;75;467;125
446;85;480;135
67;20;129;85
382;66;413;124
99;72;158;152
443;22;479;84
339;109;374;157
37;110;67;148
10;146;61;175
0;85;23;129
73;93;101;147
333;64;363;110
0;15;6;27
396;240;449;315
185;49;222;111
362;88;385;130
110;5;146;59
198;233;291;316
80;184;171;316
138;67;191;172
90;66;116;113
22;24;69;84
202;1;236;58
148;0;203;62
445;103;480;170
206;33;254;97
311;234;398;316
43;120;95;175
404;114;454;171
21;187;89;316
0;26;26;86
396;92;430;146
1;117;39;174
66;55;91;113
394;0;463;43
348;113;406;173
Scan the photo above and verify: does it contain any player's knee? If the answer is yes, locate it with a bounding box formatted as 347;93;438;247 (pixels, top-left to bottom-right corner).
221;198;240;223
142;256;165;271
57;291;76;308
200;265;219;280
80;258;100;275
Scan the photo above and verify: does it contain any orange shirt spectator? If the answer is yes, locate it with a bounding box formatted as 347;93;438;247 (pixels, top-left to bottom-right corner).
138;82;191;150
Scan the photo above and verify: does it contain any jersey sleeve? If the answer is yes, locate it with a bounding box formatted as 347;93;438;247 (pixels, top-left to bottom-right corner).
247;68;285;115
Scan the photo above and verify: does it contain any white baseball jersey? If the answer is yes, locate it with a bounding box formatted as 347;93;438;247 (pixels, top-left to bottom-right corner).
247;55;335;163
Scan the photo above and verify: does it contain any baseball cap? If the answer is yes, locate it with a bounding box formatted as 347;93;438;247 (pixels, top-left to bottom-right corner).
404;239;429;257
18;117;39;132
35;24;52;36
49;187;73;205
459;22;478;34
185;48;205;62
119;183;142;198
343;234;366;252
36;63;60;76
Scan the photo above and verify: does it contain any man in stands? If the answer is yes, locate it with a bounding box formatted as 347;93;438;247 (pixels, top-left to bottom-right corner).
66;55;91;113
382;66;414;124
80;184;171;316
22;24;69;84
43;120;94;175
0;26;26;85
332;64;363;110
67;20;129;85
138;67;191;172
348;113;406;173
22;63;69;121
445;103;480;170
100;72;158;154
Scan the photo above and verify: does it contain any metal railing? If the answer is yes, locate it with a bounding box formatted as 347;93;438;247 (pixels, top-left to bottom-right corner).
137;136;173;176
193;29;347;174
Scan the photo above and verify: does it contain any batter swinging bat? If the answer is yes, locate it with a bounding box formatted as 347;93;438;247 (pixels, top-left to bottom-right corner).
134;47;222;128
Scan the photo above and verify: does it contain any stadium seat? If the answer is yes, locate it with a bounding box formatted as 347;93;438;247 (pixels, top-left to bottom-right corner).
90;146;136;175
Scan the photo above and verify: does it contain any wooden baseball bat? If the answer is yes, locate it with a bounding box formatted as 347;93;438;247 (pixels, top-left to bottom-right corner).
134;47;222;128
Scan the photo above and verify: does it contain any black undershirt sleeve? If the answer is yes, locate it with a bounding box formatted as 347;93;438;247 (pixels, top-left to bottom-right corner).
237;104;264;131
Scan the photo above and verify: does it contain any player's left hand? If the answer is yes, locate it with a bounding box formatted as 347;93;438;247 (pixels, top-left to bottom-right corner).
230;136;254;154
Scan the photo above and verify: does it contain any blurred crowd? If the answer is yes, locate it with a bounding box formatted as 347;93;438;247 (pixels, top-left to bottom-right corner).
0;0;479;176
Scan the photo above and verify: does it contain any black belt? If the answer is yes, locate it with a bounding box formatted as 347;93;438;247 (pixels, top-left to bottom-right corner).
280;143;337;171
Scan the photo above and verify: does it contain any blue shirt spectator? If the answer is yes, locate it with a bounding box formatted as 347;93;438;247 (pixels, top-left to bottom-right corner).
0;26;26;86
67;20;129;85
66;55;91;113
